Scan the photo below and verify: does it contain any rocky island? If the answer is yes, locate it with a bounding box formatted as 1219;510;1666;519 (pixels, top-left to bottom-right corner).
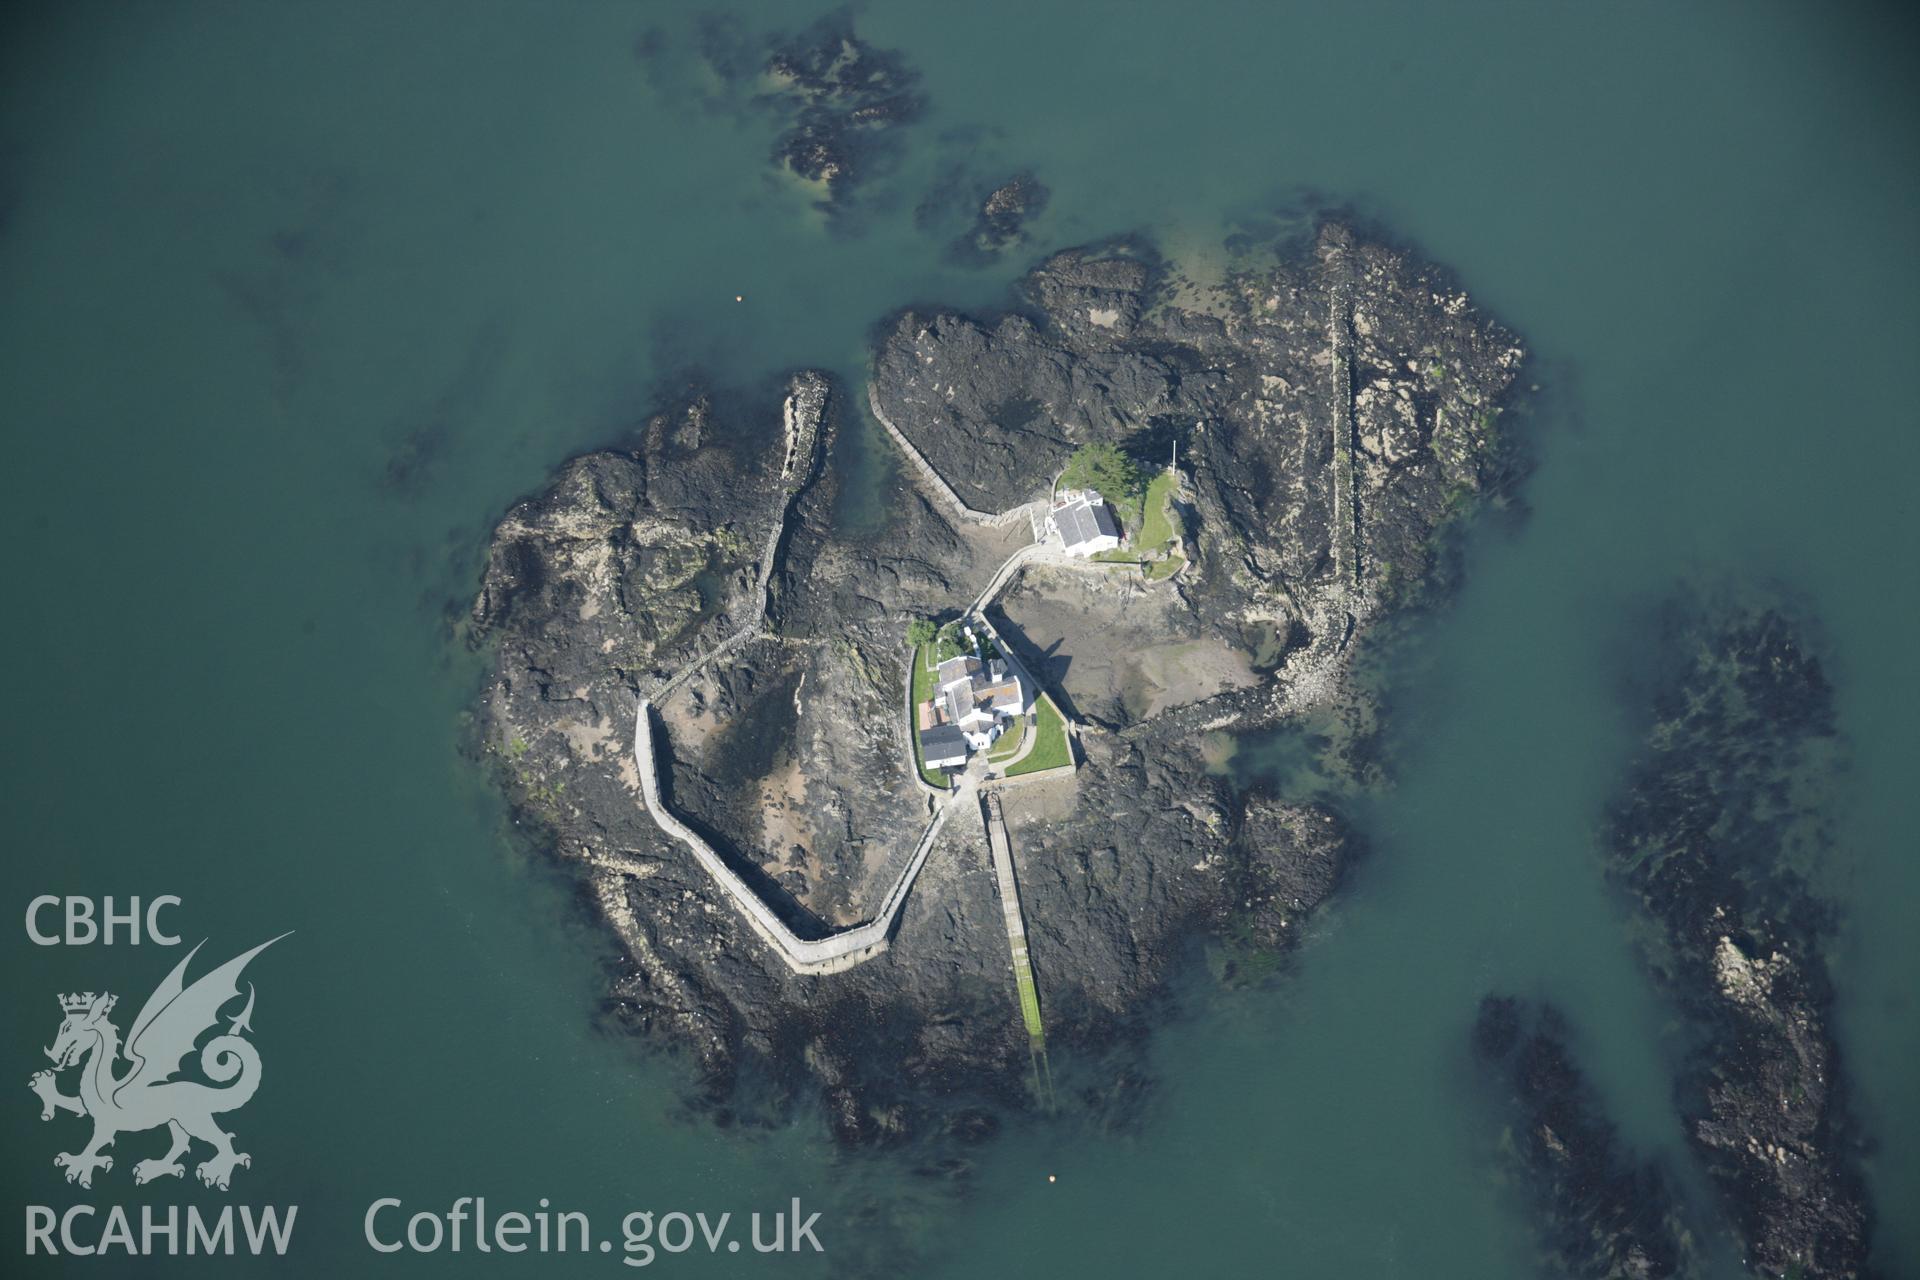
469;220;1524;1142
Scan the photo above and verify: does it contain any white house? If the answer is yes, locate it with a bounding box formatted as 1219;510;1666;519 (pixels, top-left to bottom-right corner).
1051;491;1122;556
922;629;1034;759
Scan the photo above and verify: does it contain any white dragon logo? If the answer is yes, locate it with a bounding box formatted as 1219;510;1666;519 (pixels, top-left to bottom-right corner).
28;935;287;1191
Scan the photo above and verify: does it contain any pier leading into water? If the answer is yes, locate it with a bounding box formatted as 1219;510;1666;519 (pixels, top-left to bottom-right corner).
982;789;1055;1107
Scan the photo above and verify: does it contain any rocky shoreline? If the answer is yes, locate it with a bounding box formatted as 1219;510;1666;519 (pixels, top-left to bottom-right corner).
469;220;1523;1146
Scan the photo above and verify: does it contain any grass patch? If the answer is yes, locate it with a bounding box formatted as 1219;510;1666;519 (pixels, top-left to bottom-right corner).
987;715;1029;762
908;642;949;787
1145;554;1185;581
1091;469;1182;580
932;625;967;663
910;641;933;706
1006;697;1072;776
1084;468;1184;579
1136;469;1178;553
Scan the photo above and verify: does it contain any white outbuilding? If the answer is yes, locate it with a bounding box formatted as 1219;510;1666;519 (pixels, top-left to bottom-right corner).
1052;492;1122;556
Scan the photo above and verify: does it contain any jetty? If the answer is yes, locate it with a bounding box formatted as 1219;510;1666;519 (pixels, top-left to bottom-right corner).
982;790;1055;1105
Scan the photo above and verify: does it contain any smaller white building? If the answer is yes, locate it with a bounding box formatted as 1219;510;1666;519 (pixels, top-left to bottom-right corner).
1051;490;1122;556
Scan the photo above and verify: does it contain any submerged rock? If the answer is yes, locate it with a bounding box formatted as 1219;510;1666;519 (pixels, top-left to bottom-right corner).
1472;996;1695;1279
947;171;1050;264
1603;601;1870;1277
762;13;924;209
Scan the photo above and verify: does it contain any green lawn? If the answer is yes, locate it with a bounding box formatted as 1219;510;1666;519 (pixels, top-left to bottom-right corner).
1084;471;1184;578
907;642;949;787
1006;697;1072;776
1137;468;1179;553
1095;468;1182;577
987;715;1029;762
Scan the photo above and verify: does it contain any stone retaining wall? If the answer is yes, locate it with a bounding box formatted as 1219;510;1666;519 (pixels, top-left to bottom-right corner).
866;382;1038;529
634;697;950;975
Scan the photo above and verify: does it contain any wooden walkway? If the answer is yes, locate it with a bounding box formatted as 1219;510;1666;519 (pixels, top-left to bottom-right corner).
982;790;1055;1106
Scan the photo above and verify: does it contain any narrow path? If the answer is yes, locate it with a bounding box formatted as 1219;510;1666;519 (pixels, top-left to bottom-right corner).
635;695;963;974
653;622;762;701
983;790;1054;1106
967;541;1046;617
631;377;967;975
652;376;825;704
987;713;1038;771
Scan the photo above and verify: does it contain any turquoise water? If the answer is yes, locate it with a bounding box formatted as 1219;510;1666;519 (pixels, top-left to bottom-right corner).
2;2;1915;1275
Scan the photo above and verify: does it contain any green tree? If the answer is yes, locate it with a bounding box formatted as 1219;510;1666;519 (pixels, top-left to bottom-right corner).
1060;442;1143;502
933;622;967;662
906;617;936;648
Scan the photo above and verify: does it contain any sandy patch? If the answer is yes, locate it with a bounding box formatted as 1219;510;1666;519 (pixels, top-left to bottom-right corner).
658;693;725;756
757;758;814;860
998;772;1081;830
556;713;619;764
998;568;1256;728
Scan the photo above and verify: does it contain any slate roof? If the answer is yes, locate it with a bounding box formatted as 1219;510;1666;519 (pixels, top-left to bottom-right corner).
919;725;969;766
1056;497;1120;549
975;679;1023;711
936;654;982;687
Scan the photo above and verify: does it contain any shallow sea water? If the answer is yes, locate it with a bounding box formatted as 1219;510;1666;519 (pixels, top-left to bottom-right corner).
2;3;1915;1275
